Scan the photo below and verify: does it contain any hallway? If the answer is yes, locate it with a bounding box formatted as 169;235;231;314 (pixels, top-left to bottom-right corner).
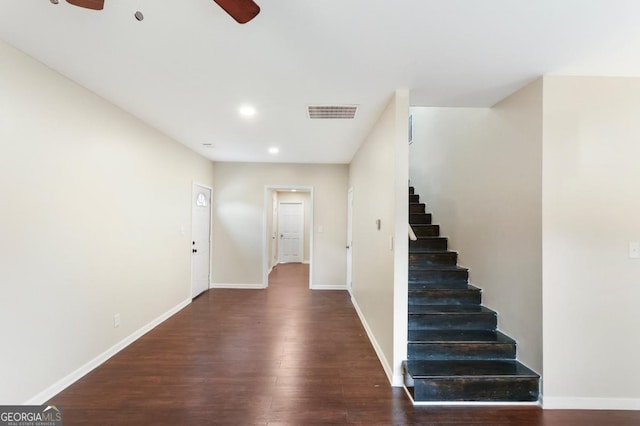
49;263;640;425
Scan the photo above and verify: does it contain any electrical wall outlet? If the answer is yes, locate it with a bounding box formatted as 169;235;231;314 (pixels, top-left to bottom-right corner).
114;313;121;328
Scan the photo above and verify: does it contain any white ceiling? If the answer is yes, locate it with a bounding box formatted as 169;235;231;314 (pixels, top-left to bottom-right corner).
3;1;640;164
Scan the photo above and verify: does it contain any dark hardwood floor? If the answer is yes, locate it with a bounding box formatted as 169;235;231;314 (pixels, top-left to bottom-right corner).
49;263;640;425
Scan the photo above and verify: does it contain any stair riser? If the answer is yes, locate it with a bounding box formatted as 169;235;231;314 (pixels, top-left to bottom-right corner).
407;343;516;361
410;252;457;266
412;225;440;237
408;269;468;285
409;290;481;305
410;194;419;203
409;213;432;224
409;187;415;195
409;204;426;214
408;314;497;331
410;377;539;402
410;238;448;251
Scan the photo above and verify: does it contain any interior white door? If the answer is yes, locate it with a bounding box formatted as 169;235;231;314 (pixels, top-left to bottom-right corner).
191;184;211;298
346;188;353;290
278;202;304;263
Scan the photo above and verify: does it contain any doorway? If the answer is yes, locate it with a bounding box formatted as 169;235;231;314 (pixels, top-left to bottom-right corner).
191;183;212;298
263;186;314;288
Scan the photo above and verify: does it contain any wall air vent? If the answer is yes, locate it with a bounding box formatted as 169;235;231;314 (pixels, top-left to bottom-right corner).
308;105;358;119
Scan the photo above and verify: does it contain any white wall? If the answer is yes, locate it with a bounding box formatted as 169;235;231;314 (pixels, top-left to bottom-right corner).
277;191;311;263
349;90;409;385
211;162;348;288
0;42;215;404
409;79;543;376
542;76;640;409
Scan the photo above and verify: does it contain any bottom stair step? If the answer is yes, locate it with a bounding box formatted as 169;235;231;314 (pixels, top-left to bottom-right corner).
403;360;540;402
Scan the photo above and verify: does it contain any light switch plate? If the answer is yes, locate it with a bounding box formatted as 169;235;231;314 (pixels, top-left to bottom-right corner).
629;242;640;259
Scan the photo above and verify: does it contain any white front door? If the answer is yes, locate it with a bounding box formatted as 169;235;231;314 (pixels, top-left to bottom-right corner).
278;202;304;263
191;184;211;298
347;188;353;290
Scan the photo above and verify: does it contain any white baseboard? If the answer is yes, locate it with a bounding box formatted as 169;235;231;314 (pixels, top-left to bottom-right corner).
24;298;191;405
350;294;394;385
543;396;640;410
210;282;266;289
392;373;405;387
310;284;347;290
302;260;310;265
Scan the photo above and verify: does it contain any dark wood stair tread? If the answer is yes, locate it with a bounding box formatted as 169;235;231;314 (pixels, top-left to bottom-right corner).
408;285;481;296
409;286;481;305
409;245;450;251
409;305;496;314
410;236;448;241
408;330;515;344
409;250;457;255
409;284;480;292
410;224;441;237
409;264;468;271
404;360;539;379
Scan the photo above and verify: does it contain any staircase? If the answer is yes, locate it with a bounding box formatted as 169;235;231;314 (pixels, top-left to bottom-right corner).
403;186;540;403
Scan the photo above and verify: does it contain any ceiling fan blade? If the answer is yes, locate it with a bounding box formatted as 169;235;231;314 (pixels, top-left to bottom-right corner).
66;0;104;10
213;0;260;24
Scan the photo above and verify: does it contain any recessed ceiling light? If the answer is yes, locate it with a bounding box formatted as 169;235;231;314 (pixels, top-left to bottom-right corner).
134;11;144;21
50;0;59;4
268;147;279;154
239;105;257;118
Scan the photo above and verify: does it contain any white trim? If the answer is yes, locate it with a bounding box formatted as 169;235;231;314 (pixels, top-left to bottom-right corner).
346;187;353;292
392;89;410;388
210;282;266;289
350;293;394;385
310;284;347;290
24;298;191;405
543;397;640;410
302;260;310;265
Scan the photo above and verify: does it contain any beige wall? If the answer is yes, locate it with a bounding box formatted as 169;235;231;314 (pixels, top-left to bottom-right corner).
211;162;348;288
0;42;215;404
349;90;409;384
277;191;311;263
542;76;640;408
409;79;543;375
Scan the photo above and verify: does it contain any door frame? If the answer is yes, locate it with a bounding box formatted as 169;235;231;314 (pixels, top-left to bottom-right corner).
190;182;213;299
262;185;314;288
346;187;353;292
277;201;305;264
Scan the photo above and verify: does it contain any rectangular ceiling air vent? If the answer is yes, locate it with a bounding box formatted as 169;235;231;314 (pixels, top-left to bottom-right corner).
308;105;358;119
